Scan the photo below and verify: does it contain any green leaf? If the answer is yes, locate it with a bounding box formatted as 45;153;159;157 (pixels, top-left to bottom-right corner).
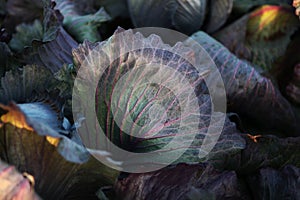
6;0;78;73
23;26;78;73
95;0;129;18
236;134;300;173
0;64;74;134
233;0;292;14
0;65;58;103
214;5;300;71
53;64;77;119
8;20;43;52
55;0;111;42
96;189;110;200
247;5;300;70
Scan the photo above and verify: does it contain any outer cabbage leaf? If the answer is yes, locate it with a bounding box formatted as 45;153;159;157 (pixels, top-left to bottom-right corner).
214;5;300;71
0;102;89;163
204;0;233;33
0;65;88;163
235;134;300;173
55;0;111;43
72;40;97;70
73;28;246;170
114;163;250;200
0;65;120;199
0;121;119;199
233;0;292;14
20;0;78;73
8;20;43;53
246;165;300;199
113;134;300;199
0;65;57;103
5;0;78;73
190;31;299;135
95;0;129;18
127;0;207;35
23;27;78;73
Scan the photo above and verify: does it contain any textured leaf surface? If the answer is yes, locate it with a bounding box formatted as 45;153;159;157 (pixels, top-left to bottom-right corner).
18;1;78;73
8;20;43;52
236;134;300;173
114;163;250;200
214;15;251;60
72;40;97;69
0;101;90;164
5;0;78;73
96;0;129;18
0;64;89;163
233;0;292;14
204;0;233;33
246;165;300;200
55;0;111;42
24;26;78;73
113;134;300;199
215;5;300;71
73;28;245;170
0;122;119;199
0;65;57;103
127;0;207;35
0;64;120;199
183;134;300;172
190;31;299;135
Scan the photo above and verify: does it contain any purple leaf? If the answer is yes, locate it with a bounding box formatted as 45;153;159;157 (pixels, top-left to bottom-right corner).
72;28;245;170
114;163;250;200
190;31;300;135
